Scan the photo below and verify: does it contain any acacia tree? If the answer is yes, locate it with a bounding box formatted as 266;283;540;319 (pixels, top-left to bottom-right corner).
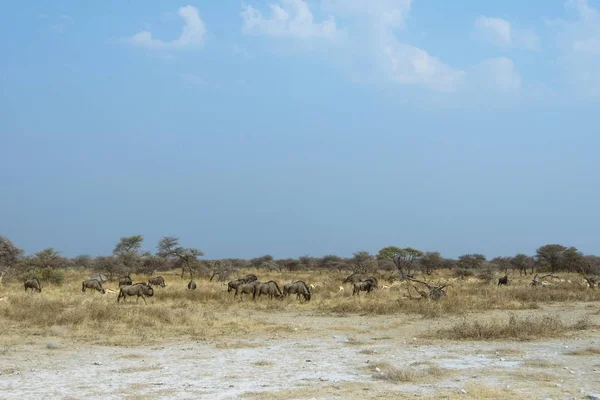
157;236;204;279
32;248;65;270
298;255;314;271
113;235;144;274
420;252;443;275
510;254;535;275
377;247;423;278
72;254;92;269
0;236;22;282
93;255;123;281
535;244;567;273
456;254;486;270
490;257;511;274
317;255;343;272
350;251;375;273
137;251;166;275
562;247;586;272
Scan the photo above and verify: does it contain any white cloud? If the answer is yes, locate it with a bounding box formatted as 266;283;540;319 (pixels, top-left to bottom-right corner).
241;0;337;39
471;57;521;93
557;0;600;96
474;16;540;50
383;38;465;92
322;0;412;29
322;0;463;92
127;5;206;50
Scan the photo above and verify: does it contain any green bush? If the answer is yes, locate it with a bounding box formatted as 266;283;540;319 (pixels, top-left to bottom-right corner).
21;268;65;285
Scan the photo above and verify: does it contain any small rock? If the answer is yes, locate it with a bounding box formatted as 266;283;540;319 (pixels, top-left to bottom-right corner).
459;389;467;395
556;384;562;388
500;358;505;361
542;398;552;400
375;367;381;372
93;362;101;366
588;395;600;400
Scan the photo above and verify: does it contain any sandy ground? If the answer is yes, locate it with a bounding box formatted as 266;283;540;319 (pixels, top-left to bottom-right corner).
1;304;600;400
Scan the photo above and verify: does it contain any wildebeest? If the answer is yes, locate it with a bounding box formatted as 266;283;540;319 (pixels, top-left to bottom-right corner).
498;275;509;286
82;279;106;294
353;279;376;296
228;279;245;293
283;281;311;302
187;280;197;290
234;281;261;300
119;275;133;287
24;278;42;293
227;274;258;294
117;283;154;304
344;273;378;288
148;276;166;288
254;281;283;300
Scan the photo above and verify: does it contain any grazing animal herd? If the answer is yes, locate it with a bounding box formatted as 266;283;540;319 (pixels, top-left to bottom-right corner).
19;269;571;306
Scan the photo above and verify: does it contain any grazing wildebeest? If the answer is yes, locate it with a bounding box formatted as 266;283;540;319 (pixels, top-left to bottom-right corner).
228;279;245;293
254;281;283;300
187;280;197;290
283;281;311;302
234;281;261;300
24;278;42;293
117;283;154;304
82;279;106;294
344;273;378;288
240;274;258;283
228;274;258;292
148;276;166;288
119;275;133;287
353;279;376;296
498;275;509;286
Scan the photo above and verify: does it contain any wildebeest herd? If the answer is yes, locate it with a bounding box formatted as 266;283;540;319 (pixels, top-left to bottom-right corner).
20;272;388;305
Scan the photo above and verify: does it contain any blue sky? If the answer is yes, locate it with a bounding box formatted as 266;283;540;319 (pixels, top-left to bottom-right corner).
1;0;599;259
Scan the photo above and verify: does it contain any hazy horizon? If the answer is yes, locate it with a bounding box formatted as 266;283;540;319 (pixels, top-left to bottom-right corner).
2;1;599;260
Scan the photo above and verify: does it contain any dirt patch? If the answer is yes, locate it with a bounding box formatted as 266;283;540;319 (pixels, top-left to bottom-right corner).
1;303;600;399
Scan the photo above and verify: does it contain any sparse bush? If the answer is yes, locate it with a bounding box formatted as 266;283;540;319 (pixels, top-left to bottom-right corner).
430;313;588;341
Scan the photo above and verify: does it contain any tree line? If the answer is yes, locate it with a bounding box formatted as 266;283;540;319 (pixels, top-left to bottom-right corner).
0;234;598;284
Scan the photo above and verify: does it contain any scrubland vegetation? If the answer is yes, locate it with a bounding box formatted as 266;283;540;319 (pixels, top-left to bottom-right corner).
1;233;600;344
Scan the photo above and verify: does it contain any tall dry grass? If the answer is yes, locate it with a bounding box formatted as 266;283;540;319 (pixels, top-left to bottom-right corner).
0;270;597;343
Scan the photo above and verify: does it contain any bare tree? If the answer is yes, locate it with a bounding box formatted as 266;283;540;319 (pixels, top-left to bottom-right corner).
350;251;375;273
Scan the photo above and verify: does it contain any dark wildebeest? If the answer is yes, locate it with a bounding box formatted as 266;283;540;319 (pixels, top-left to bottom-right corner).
227;274;258;294
241;274;257;283
82;279;106;294
24;278;42;293
283;281;311;302
234;281;261;300
344;273;378;287
254;281;283;300
353;279;376;296
148;276;166;288
117;283;154;304
187;280;197;290
119;275;133;287
228;279;245;293
498;275;509;287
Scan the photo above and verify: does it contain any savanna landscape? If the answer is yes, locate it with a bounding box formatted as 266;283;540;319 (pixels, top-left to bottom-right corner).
3;1;600;399
1;235;600;399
